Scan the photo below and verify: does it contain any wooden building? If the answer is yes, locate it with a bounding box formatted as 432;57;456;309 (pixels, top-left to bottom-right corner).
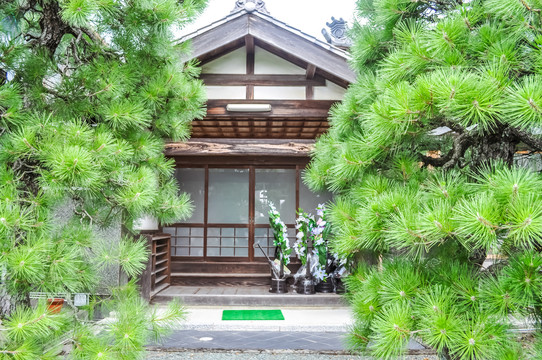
160;1;355;287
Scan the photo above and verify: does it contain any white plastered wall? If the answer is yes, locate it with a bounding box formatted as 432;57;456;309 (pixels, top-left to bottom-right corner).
201;47;246;74
313;80;347;100
254;86;305;100
206;86;246;99
254;46;305;75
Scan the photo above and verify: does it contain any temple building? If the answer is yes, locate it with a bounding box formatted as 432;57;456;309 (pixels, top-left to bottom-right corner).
147;0;355;295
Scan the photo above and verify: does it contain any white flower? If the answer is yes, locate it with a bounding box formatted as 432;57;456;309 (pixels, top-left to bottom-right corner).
314;237;324;246
316;204;325;217
313;266;326;281
296;231;304;239
274;217;281;224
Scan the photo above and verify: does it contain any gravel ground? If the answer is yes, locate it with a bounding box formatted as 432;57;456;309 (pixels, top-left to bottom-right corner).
146;350;438;360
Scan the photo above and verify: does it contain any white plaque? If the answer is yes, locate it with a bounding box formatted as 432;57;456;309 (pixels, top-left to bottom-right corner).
74;293;89;306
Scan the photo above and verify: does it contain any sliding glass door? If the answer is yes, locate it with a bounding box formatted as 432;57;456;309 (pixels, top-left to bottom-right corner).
207;168;250;258
164;165;331;262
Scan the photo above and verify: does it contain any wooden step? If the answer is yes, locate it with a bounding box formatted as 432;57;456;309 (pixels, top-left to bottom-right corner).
171;272;272;286
150;282;170;298
170;261;301;274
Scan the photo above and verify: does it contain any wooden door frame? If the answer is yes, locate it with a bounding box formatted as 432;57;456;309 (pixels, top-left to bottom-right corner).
166;155;309;263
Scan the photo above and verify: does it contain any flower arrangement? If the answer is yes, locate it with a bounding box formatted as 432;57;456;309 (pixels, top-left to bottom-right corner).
311;204;331;282
268;203;292;267
294;210;314;266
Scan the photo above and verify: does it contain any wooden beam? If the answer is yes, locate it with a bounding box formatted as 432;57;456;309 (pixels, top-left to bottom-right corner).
245;35;255;74
200;74;326;86
165;140;315;157
246;35;255;100
306;86;314;100
306;64;317;80
205;99;336;119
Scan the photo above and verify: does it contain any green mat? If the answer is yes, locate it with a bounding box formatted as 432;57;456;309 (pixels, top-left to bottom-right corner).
221;309;285;321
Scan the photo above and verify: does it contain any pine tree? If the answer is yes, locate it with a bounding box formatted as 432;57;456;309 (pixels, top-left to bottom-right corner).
0;0;206;358
305;0;542;358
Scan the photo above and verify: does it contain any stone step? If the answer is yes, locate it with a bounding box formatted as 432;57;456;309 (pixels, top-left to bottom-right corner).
152;285;348;307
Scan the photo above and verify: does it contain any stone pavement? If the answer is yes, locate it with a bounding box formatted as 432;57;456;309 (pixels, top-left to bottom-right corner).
178;306;352;332
153;330;347;352
146;351;438;360
147;306;436;358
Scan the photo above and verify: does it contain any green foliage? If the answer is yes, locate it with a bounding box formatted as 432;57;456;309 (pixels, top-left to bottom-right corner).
0;0;206;357
70;282;186;360
308;0;542;358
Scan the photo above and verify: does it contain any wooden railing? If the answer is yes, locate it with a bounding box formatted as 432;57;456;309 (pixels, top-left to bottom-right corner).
139;233;171;300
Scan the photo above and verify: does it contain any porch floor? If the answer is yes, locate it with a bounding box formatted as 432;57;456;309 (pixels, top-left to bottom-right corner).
152;285;347;307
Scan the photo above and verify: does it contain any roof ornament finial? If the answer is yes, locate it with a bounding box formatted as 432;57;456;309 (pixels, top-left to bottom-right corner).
322;17;352;49
231;0;270;15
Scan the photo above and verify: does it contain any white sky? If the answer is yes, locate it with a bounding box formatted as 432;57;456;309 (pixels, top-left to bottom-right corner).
181;0;357;42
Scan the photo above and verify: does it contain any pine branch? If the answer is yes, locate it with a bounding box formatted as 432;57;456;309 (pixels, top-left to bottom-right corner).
442;133;472;170
510;127;542;152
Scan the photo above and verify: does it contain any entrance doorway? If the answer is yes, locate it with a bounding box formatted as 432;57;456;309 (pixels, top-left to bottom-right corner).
163;165;331;263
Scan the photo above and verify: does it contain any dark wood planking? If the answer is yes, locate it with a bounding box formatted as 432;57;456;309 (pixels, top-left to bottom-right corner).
181;15;248;64
200;73;326;86
191;122;328;129
190;132;326;139
172;261;271;274
173;155;311;166
170;275;271;287
173;138;317;145
205;99;336;118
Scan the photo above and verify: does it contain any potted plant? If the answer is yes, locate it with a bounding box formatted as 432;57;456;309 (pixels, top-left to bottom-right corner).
46;298;65;314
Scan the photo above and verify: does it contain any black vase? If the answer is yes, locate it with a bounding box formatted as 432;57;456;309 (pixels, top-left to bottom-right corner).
270;278;288;293
296;279;315;295
315;280;334;293
334;278;346;294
